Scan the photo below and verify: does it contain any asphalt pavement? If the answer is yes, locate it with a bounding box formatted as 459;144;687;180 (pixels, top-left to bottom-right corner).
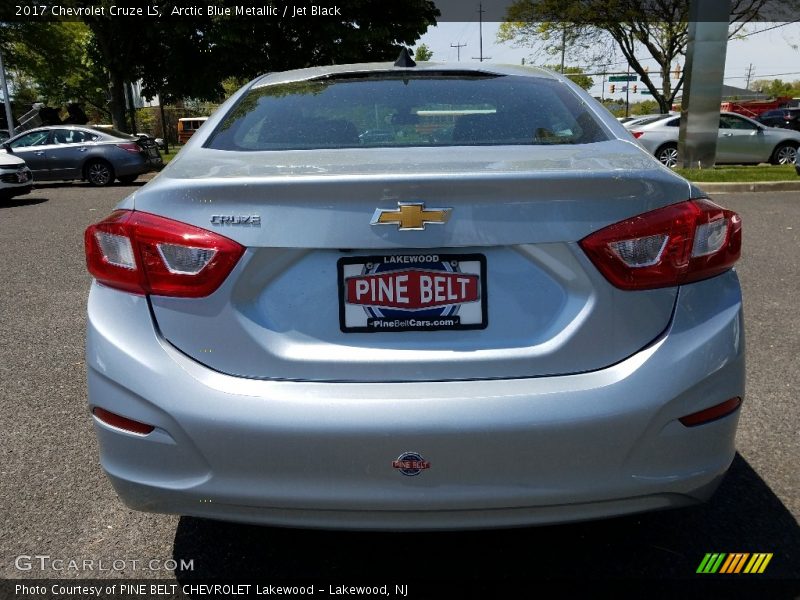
0;181;797;591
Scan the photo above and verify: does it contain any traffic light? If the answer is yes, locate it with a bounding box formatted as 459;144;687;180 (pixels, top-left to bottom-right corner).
633;84;638;93
610;84;616;93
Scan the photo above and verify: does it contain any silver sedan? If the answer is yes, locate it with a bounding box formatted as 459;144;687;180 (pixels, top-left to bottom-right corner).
84;61;745;530
631;111;800;167
4;125;162;186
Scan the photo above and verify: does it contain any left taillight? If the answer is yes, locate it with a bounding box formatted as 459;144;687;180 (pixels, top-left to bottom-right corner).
84;210;245;297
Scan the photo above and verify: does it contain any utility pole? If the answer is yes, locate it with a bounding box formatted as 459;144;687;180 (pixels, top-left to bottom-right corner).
745;63;755;89
450;42;467;62
560;25;566;73
0;48;14;134
472;3;491;62
625;63;631;117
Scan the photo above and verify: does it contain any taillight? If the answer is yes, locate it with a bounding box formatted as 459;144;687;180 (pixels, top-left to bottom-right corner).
632;131;644;139
116;142;142;153
84;210;245;297
579;199;742;290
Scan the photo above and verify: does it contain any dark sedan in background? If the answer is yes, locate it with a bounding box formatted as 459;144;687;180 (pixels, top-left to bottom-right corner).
757;107;800;132
2;125;162;186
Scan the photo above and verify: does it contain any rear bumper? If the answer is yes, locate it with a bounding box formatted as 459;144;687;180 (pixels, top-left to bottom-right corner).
0;183;33;199
86;271;745;530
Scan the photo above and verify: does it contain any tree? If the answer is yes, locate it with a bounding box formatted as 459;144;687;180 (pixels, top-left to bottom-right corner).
0;22;110;120
3;0;439;131
414;43;434;61
498;0;773;114
543;65;593;90
750;79;799;97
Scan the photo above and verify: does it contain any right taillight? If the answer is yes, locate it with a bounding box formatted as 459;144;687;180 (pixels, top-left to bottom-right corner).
632;131;645;138
85;210;245;297
579;199;742;290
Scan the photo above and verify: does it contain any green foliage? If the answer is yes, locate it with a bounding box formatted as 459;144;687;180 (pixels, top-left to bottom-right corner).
631;100;659;115
750;79;800;98
414;43;434;61
1;22;110;118
499;0;769;113
542;65;593;90
2;0;439;129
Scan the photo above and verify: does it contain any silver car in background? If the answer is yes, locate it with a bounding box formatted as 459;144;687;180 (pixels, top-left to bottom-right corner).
4;125;162;186
84;62;744;530
631;111;800;167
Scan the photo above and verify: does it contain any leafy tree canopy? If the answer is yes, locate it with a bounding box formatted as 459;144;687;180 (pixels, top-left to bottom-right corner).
498;0;775;113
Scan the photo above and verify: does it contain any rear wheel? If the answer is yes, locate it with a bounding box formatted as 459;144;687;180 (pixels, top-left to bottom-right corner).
85;160;115;187
118;175;138;185
655;143;678;168
770;142;798;165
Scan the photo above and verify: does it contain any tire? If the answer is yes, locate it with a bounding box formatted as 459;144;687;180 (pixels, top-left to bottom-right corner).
655;143;679;168
84;160;115;187
117;175;138;185
770;142;798;165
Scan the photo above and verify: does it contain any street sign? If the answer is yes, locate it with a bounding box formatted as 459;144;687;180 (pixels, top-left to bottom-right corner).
608;75;638;82
640;90;653;95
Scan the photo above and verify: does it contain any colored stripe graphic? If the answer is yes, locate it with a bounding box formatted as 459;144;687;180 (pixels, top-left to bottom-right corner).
699;553;773;574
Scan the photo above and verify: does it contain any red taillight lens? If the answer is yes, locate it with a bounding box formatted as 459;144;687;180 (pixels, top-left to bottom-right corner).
579;199;742;290
85;210;245;297
632;131;645;139
116;142;141;153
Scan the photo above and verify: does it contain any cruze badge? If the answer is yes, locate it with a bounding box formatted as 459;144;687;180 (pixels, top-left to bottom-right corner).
392;452;431;476
371;202;451;231
210;215;261;226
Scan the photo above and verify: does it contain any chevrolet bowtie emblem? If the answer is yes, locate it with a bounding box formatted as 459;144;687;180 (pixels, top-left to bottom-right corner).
371;202;452;231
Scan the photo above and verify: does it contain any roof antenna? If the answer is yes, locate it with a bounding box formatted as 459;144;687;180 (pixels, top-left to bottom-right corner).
394;48;416;68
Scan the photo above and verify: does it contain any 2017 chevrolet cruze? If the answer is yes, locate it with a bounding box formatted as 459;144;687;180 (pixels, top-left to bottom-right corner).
84;58;744;530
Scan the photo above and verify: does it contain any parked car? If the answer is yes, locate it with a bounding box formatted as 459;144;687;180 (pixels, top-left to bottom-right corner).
0;152;33;199
756;107;800;132
631;111;800;167
84;60;744;530
622;113;674;130
3;125;162;186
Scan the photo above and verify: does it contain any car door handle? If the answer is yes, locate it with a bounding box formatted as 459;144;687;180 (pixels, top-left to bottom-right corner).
78;147;88;152
34;150;45;155
722;133;734;137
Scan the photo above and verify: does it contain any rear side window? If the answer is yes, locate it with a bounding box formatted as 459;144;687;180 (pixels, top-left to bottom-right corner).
207;73;609;151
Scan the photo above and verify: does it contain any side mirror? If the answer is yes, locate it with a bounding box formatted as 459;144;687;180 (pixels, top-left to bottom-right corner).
1;141;13;153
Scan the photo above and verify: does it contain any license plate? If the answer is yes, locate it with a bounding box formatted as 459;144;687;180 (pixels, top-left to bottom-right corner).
337;253;487;333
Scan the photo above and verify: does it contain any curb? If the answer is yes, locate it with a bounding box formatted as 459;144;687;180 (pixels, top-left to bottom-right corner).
696;180;800;193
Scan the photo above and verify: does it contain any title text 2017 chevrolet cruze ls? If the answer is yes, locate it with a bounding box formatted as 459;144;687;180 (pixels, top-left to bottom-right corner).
85;59;743;530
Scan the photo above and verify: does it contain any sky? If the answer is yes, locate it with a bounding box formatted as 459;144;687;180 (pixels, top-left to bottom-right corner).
415;21;800;100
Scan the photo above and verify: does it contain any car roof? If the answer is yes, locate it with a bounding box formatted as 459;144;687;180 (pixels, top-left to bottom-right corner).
251;61;558;88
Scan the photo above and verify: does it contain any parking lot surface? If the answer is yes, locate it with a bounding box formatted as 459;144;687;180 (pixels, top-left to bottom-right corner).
0;181;797;585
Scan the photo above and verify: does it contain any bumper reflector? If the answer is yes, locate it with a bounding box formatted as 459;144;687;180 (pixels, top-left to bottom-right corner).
92;407;155;435
679;397;742;427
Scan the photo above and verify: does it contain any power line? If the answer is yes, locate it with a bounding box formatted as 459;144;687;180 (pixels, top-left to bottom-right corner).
740;20;800;38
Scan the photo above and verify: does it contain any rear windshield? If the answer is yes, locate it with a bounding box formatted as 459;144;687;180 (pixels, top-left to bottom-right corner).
207;73;609;151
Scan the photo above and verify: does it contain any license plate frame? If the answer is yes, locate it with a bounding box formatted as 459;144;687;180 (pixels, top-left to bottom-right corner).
337;253;488;333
